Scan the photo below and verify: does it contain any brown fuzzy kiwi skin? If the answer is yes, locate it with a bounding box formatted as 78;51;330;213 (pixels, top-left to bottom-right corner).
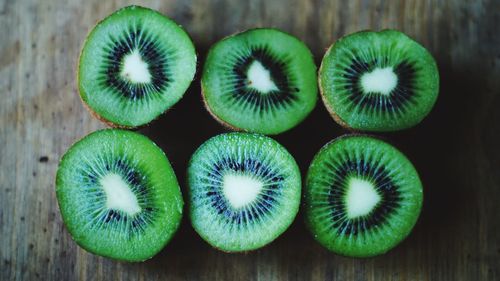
201;84;302;136
199;29;264;134
76;5;197;130
318;29;427;133
318;30;384;133
303;132;412;259
55;127;176;262
78;93;132;129
200;27;317;136
76;5;140;129
78;58;187;131
200;85;246;133
317;42;357;132
76;12;122;129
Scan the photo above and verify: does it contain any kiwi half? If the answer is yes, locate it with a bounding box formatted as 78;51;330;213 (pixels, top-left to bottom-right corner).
187;133;301;252
201;28;318;135
56;129;183;261
319;30;439;131
78;6;196;128
305;135;423;257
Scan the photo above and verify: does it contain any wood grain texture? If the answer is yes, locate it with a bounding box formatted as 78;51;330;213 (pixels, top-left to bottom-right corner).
1;0;499;280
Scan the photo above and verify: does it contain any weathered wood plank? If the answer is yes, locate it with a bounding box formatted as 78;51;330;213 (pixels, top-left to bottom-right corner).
1;0;499;280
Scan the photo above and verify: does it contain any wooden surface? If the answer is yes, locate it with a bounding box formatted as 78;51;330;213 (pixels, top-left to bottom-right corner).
1;0;499;280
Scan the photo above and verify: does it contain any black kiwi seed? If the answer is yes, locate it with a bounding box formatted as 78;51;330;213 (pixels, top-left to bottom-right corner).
99;24;171;100
305;135;423;257
319;30;439;131
188;133;302;252
201;28;318;135
344;58;419;113
78;5;197;128
232;46;299;113
56;129;183;261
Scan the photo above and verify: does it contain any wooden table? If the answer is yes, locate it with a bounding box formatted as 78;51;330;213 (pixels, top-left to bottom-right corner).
1;0;499;280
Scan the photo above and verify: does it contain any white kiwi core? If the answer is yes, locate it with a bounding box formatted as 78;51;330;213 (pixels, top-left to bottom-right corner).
344;177;381;219
360;67;398;96
222;173;263;209
246;60;279;93
100;173;141;215
120;50;152;84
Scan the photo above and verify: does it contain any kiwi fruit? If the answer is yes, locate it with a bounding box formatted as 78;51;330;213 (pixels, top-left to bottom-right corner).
56;129;183;261
319;30;439;131
201;28;318;135
78;5;196;128
304;135;423;257
187;132;301;252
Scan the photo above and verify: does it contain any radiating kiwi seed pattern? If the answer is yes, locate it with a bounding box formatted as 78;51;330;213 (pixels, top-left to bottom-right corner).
305;136;423;257
188;133;301;252
231;46;298;112
204;157;284;223
99;23;171;100
202;28;318;135
344;59;417;114
56;129;183;261
319;30;439;131
326;158;401;236
78;5;196;128
68;8;433;260
77;156;158;236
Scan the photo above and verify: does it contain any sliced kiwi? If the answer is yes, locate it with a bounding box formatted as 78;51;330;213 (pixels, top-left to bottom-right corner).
56;129;183;261
78;5;196;128
319;30;439;131
305;135;423;257
187;133;301;251
201;28;318;135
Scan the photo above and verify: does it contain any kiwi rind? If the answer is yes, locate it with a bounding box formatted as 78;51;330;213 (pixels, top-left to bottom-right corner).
317;46;352;131
319;29;439;132
201;28;318;135
78;5;197;128
304;134;423;257
56;129;183;261
187;132;302;252
201;88;243;132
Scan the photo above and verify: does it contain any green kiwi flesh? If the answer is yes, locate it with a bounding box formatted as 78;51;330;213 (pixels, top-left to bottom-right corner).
305;135;423;257
78;5;196;128
56;129;183;261
188;133;301;251
319;30;439;131
201;28;318;135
